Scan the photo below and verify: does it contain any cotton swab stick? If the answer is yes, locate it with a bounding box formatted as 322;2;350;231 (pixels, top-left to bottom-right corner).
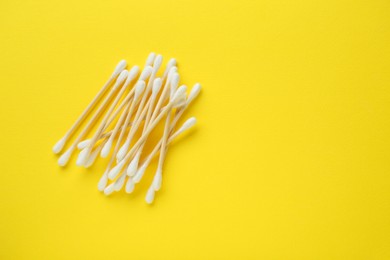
57;69;129;166
84;140;106;168
100;80;146;158
153;74;186;189
132;116;196;185
116;55;163;161
110;64;154;158
127;73;179;177
97;82;146;192
120;117;197;195
126;78;163;176
141;118;197;185
97;96;133;156
147;68;178;128
143;83;201;191
77;99;151;150
76;66;152;151
127;117;196;194
107;85;188;179
53;60;127;154
77;66;141;166
162;58;177;81
145;52;156;66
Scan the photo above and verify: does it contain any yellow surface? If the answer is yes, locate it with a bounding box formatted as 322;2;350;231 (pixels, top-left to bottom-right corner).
0;0;390;259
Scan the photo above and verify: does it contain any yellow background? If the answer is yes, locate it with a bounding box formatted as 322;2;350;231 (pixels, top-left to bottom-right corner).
1;0;390;259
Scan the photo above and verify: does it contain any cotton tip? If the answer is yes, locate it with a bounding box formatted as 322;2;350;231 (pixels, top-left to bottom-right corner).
108;160;125;180
104;183;115;196
85;148;100;168
125;178;135;193
171;85;187;104
173;96;187;108
77;139;90;150
53;137;66;154
170;73;180;98
163;58;177;79
145;53;156;66
116;69;128;85
178;117;197;133
188;83;201;102
145;186;155;204
112;60;127;77
98;172;109;191
127;152;141;176
134;80;146;100
152;168;162;191
153;55;163;71
114;174;126;191
152;78;162;97
58;148;72;167
127;65;140;81
133;164;147;183
76;148;89;166
167;66;178;81
116;142;129;162
140;66;153;81
167;58;177;69
100;139;112;158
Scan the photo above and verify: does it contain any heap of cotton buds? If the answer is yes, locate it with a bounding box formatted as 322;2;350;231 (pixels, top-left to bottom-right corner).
53;53;201;204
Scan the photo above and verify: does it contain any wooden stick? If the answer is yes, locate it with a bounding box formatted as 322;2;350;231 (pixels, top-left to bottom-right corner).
116;55;163;161
53;60;126;154
126;78;163;176
77;67;140;165
99;83;146;192
57;70;128;166
100;80;145;158
107;86;187;180
135;83;201;188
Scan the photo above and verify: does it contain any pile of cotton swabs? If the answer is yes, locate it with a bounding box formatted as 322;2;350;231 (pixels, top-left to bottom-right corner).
53;53;201;204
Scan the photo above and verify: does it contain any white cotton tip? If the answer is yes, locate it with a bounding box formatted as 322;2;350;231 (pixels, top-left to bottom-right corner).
53;137;66;154
104;183;115;196
127;152;141;176
58;148;73;167
76;148;89;166
77;139;90;150
108;160;126;180
98;172;109;191
114;174;126;191
173;96;187;108
133;164;147;183
140;66;153;81
153;55;163;71
115;69;128;86
171;85;187;106
145;186;155;204
134;80;146;100
112;60;127;77
163;58;176;79
178;117;197;133
188;83;201;103
116;142;129;162
125;178;135;193
168;58;177;69
145;53;156;66
170;73;180;98
152;168;162;191
85;148;100;168
100;139;112;158
127;65;140;82
167;66;178;81
152;78;162;97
